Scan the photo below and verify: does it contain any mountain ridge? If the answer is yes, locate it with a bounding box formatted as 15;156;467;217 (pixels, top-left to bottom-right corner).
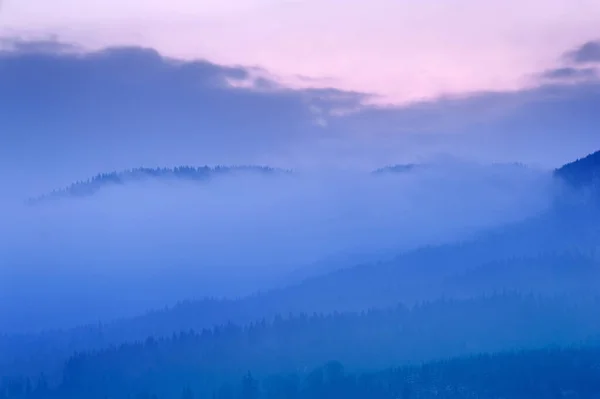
27;165;288;204
555;149;600;188
28;159;557;204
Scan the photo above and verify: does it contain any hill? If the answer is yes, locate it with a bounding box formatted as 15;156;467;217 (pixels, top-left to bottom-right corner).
555;149;600;188
27;165;288;203
2;296;600;398
372;163;419;174
2;248;599;382
23;147;600;204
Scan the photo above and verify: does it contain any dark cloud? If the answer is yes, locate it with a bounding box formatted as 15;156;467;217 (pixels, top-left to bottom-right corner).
324;80;600;169
314;40;600;166
0;39;367;197
0;37;80;54
565;40;600;64
540;67;597;80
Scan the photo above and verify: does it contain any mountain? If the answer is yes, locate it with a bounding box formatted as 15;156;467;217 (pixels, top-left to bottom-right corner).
372;163;419;174
372;162;529;175
27;165;288;203
27;159;549;204
4;295;600;399
54;345;600;399
24;149;600;204
2;248;599;381
555;149;600;188
4;295;600;392
30;163;425;203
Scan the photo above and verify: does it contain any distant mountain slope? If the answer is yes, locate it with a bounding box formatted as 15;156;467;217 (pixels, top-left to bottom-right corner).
372;162;529;175
4;294;600;385
55;345;600;399
57;345;600;399
32;163;425;203
30;159;542;204
555;150;600;188
25;148;600;204
27;165;288;203
4;150;600;382
2;247;599;381
371;164;419;174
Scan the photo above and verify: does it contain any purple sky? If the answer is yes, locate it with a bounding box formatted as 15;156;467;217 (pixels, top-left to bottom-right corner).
3;0;600;102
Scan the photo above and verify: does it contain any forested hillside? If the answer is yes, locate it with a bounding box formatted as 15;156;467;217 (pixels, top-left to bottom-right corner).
3;294;600;392
555;150;600;188
2;248;599;381
27;166;286;203
3;345;600;399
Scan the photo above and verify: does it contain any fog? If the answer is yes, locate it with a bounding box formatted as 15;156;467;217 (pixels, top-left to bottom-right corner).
0;160;556;332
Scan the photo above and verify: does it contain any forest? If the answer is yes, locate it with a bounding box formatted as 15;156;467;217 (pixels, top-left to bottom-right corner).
27;166;287;204
2;294;600;398
3;346;600;399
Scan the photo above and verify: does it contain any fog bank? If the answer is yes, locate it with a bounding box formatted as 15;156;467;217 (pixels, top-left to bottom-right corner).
0;161;556;332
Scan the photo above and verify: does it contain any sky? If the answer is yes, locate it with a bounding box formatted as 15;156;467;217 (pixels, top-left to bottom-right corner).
0;0;600;196
2;0;600;102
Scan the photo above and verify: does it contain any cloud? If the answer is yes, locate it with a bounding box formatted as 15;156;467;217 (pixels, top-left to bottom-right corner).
0;36;80;54
565;40;600;64
325;79;600;168
540;67;597;81
0;38;367;197
6;0;600;103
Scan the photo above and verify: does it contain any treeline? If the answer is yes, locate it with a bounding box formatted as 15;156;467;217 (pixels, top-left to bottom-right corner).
3;346;600;399
22;147;600;204
27;165;287;203
3;294;600;398
555;149;600;189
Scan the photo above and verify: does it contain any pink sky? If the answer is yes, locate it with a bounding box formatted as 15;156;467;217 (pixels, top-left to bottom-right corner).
2;0;600;103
